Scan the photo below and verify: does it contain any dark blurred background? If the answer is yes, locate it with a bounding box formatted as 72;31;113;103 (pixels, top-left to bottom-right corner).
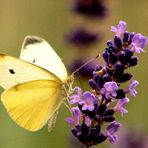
0;0;148;147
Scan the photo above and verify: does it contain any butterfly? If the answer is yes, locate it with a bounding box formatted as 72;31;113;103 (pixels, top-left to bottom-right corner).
0;36;73;132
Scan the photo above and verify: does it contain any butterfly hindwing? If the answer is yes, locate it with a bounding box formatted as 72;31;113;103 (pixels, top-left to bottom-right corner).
1;80;65;131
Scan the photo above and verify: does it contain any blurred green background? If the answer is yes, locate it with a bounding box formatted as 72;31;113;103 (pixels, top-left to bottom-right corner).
0;0;148;148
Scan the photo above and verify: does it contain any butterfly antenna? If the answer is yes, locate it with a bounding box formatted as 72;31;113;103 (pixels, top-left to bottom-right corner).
72;54;100;76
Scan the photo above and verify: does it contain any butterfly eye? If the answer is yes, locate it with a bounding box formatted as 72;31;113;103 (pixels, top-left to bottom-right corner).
9;69;15;74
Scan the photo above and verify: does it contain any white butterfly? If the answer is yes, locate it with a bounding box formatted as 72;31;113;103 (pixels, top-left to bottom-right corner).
0;36;73;131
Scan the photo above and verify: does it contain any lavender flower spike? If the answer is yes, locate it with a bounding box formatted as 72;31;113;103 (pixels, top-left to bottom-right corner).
126;80;139;97
65;107;81;126
131;33;148;53
69;87;82;104
106;121;122;144
100;81;119;99
111;21;127;37
65;21;147;147
113;97;129;116
79;91;97;111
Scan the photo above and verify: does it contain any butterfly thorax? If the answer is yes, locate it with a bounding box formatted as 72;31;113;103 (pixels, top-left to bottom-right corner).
62;75;74;98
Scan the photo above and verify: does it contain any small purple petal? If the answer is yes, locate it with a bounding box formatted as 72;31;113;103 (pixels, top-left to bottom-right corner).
126;80;139;97
114;97;129;116
79;91;97;111
108;135;119;144
129;80;139;87
69;87;82;104
131;89;137;97
107;121;122;134
112;91;117;97
78;99;85;105
65;107;81;125
75;87;83;95
65;118;74;125
111;21;127;37
131;33;148;53
87;105;95;111
110;26;117;32
82;105;89;111
85;116;91;126
100;88;105;94
69;95;80;104
132;45;144;53
140;37;148;48
106;121;122;143
100;81;119;99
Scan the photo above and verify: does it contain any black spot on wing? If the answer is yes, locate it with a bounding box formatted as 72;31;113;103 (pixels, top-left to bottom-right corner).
32;59;36;63
23;36;43;48
9;69;15;74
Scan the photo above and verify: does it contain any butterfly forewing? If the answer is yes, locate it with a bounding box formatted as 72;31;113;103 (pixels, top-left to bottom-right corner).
0;54;60;89
20;36;68;82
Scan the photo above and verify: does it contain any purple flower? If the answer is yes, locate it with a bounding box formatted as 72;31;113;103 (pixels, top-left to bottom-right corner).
66;21;148;147
113;97;129;116
79;91;97;111
131;33;148;53
100;81;119;99
72;0;107;18
84;116;92;126
126;80;139;97
106;121;122;143
65;107;81;125
67;28;100;46
111;21;127;37
69;87;82;104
